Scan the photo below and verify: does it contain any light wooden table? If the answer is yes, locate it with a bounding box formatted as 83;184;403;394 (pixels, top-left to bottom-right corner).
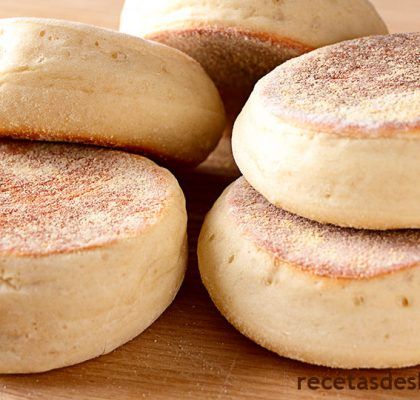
0;1;418;399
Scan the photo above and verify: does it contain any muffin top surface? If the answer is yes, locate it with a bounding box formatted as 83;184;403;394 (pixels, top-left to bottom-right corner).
228;178;420;279
0;141;172;256
258;33;420;137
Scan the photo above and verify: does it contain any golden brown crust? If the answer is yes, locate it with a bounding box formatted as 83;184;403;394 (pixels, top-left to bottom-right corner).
0;140;172;257
0;130;200;167
227;178;420;279
259;33;420;137
0;18;226;167
146;26;312;118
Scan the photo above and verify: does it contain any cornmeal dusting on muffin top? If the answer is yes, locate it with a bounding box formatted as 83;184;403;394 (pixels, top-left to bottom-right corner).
229;178;420;279
0;141;169;256
260;33;420;136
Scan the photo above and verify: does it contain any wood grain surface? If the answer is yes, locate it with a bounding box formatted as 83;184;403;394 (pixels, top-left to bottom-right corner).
0;1;419;399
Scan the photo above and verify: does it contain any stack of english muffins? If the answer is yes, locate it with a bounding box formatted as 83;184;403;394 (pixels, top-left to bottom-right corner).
124;0;420;370
0;0;418;374
0;17;226;373
198;31;420;369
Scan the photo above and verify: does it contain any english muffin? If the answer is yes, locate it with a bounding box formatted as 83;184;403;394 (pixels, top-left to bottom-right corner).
0;18;226;166
198;178;420;369
233;33;420;229
120;0;388;117
0;140;187;373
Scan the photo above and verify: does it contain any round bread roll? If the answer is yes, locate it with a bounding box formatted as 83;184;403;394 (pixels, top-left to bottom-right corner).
0;140;187;374
0;18;226;166
233;33;420;230
198;178;420;369
120;0;388;117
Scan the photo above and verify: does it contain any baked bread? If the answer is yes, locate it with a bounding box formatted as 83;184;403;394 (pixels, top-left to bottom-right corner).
120;0;388;117
198;178;420;369
0;140;187;373
0;18;226;166
233;33;420;230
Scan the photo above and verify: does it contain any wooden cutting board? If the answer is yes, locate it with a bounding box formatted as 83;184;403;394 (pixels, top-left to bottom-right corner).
0;1;419;399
